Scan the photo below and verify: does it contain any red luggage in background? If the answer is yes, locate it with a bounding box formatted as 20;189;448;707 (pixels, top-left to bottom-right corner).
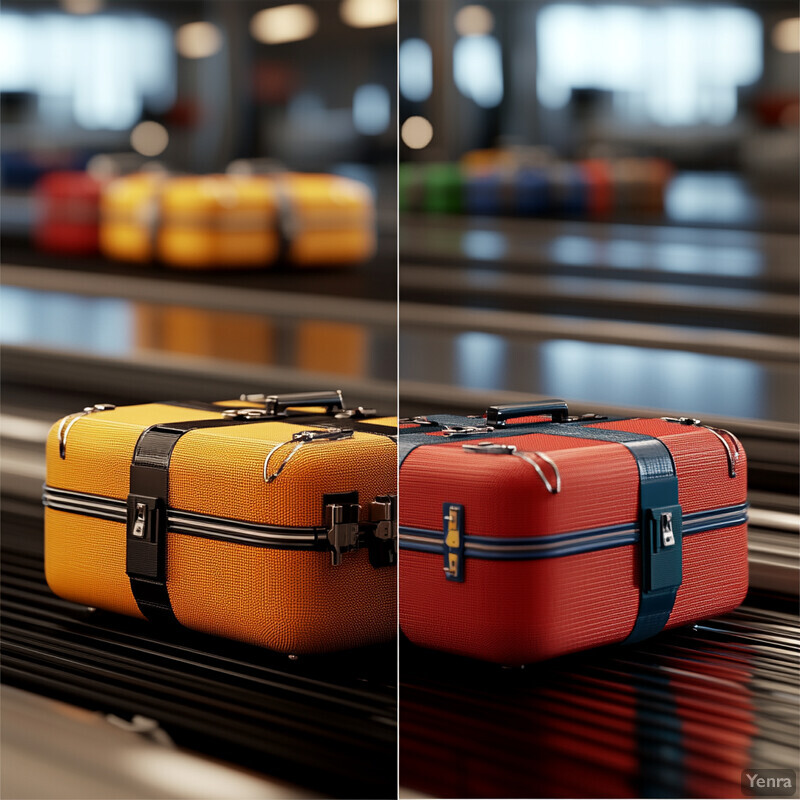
34;171;103;255
399;400;748;665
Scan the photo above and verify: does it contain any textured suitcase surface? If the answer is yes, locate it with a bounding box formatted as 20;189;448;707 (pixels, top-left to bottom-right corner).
99;172;375;268
45;392;396;654
399;400;748;664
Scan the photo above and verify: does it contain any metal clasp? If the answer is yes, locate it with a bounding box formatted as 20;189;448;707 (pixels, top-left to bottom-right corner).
57;403;116;459
325;503;361;566
661;416;702;426
132;503;147;538
441;424;494;437
335;407;378;420
463;442;517;455
661;511;675;547
221;408;270;419
366;495;397;567
263;428;354;483
463;442;561;494
661;417;739;478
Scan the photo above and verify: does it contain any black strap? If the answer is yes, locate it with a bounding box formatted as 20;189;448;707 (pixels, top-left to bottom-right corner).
398;418;682;643
164;402;395;437
127;417;268;623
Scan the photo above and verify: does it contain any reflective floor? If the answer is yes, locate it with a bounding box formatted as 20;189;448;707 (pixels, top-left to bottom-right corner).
399;328;797;423
0;285;396;381
400;597;799;799
401;216;798;292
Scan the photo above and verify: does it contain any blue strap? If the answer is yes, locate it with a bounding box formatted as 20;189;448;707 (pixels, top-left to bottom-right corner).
399;420;682;643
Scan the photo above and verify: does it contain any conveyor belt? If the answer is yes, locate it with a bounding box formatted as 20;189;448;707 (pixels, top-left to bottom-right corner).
1;240;398;305
400;215;799;293
0;505;398;800
400;596;799;799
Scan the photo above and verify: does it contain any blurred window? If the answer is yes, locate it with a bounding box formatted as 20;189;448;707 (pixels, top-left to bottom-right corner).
0;11;174;130
400;38;433;102
353;84;391;135
453;34;503;108
536;4;762;125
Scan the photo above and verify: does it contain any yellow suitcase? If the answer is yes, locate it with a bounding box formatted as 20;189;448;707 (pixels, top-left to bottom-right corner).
44;392;396;654
99;172;375;269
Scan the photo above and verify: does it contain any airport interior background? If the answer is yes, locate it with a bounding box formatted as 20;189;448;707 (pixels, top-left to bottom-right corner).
0;0;798;799
397;2;799;798
1;2;398;798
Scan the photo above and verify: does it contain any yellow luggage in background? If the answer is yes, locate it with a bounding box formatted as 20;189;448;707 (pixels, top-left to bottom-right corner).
99;172;375;269
44;392;396;654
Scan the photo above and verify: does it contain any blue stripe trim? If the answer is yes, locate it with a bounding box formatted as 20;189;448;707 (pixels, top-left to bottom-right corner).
399;503;746;560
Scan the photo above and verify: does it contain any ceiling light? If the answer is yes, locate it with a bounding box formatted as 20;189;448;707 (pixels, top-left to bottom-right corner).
130;121;169;157
401;116;433;149
454;5;494;37
772;18;800;53
250;5;318;45
340;0;396;29
60;0;103;14
175;22;222;59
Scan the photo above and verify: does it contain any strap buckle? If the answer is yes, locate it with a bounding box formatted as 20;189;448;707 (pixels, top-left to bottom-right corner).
323;495;397;568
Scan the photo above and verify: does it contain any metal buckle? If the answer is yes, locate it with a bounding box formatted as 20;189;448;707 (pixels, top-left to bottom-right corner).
399;416;437;426
325;503;361;566
221;408;270;419
441;424;495;437
368;496;397;567
335;407;378;420
263;428;354;483
661;417;739;477
463;442;561;493
57;403;116;459
369;498;396;542
462;441;517;455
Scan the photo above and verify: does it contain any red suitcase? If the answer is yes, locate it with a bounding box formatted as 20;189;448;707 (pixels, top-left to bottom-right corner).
399;400;748;665
34;170;103;255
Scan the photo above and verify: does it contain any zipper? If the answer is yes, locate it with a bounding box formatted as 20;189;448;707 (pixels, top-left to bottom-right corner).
399;502;748;561
43;485;324;550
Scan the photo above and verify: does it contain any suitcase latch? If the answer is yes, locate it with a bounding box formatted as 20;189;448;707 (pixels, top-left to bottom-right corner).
335;407;378;420
366;495;397;568
442;503;465;582
642;504;682;593
661;511;675;547
126;494;167;581
325;503;361;566
132;503;147;538
441;424;494;437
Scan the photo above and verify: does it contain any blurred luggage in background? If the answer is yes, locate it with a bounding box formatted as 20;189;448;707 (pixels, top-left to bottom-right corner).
399;153;672;219
99;170;375;268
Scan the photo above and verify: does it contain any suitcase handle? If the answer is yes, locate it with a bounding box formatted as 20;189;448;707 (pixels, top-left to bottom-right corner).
486;400;569;426
263;390;345;416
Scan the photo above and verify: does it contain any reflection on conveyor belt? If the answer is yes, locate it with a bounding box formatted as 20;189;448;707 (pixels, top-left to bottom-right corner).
400;598;799;799
401;215;799;292
399;215;798;336
0;507;397;799
398;212;799;432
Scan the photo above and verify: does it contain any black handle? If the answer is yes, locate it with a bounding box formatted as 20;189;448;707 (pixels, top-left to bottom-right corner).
264;390;345;416
486;400;569;426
